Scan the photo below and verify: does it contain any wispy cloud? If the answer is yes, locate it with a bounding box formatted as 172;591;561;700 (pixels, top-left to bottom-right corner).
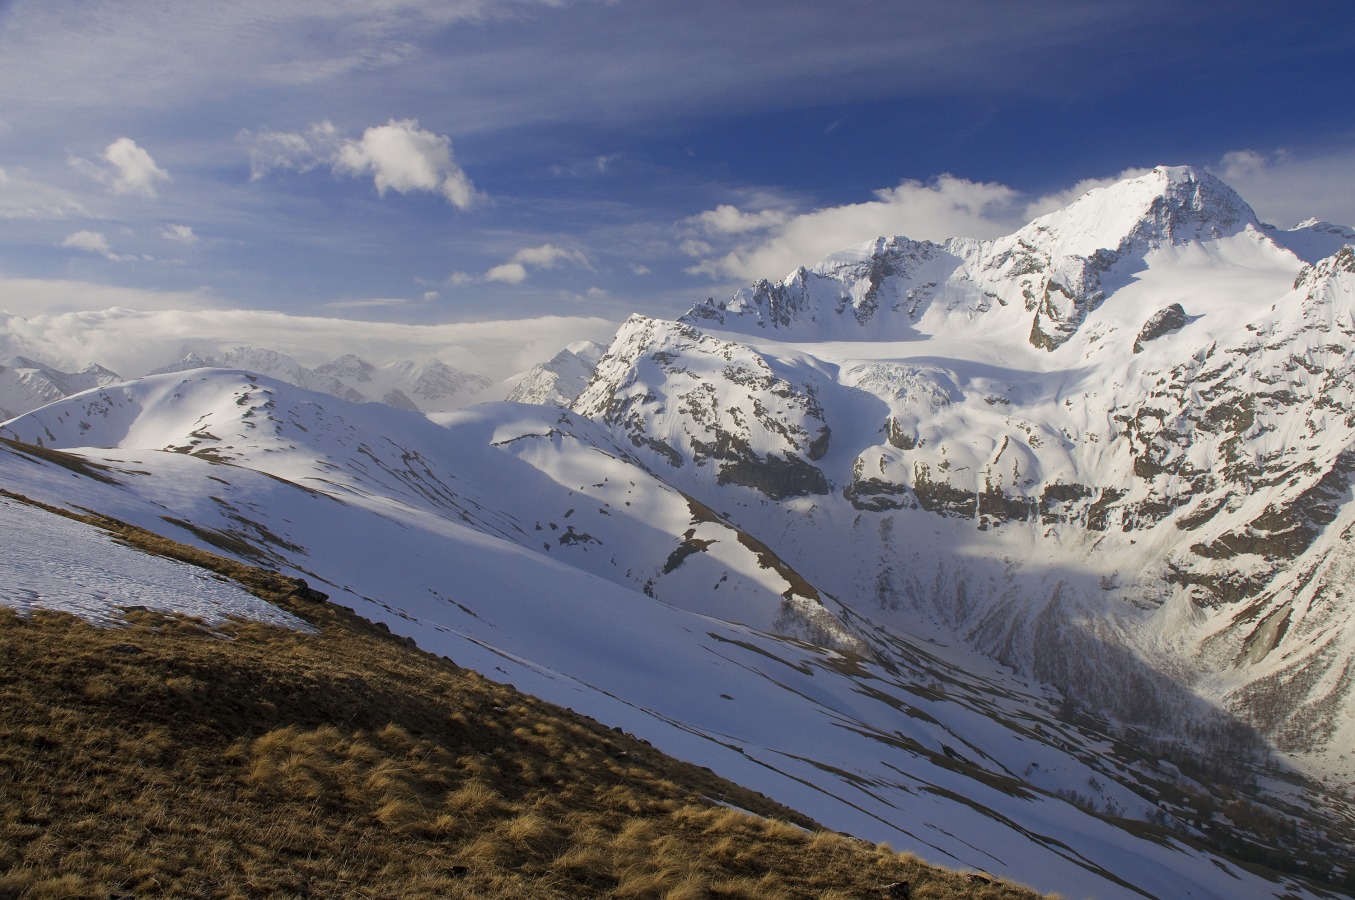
161;224;198;244
1206;147;1355;228
476;243;590;285
684;175;1023;282
0;168;89;220
59;230;148;262
242;121;343;178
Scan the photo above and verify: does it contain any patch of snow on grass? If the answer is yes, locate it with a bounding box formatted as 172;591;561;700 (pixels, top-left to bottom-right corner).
0;497;315;633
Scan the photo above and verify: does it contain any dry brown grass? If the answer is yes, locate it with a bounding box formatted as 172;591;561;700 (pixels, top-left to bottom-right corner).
0;494;1049;899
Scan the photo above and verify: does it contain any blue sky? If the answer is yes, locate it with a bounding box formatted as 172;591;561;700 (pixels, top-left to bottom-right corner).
0;0;1352;376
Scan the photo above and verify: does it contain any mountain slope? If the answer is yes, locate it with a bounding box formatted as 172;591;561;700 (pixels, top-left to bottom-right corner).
3;495;1032;900
0;372;1335;897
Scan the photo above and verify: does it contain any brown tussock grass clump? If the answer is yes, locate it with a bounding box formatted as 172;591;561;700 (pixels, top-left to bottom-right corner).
0;492;1054;899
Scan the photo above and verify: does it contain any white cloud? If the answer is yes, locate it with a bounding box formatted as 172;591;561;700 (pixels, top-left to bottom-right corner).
687;174;1023;282
103;137;170;197
477;243;589;285
1207;148;1355;228
72;138;169;199
242;118;478;208
1216;150;1268;182
484;262;528;284
0;167;90;220
241;121;342;179
689;204;789;235
61;230;113;256
0;277;213;318
161;224;197;244
59;230;152;263
0;301;618;382
510;243;587;268
335;118;478;208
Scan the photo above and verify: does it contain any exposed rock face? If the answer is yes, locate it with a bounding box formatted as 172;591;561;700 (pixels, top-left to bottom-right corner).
573;316;831;500
1133;304;1188;353
578;170;1355;776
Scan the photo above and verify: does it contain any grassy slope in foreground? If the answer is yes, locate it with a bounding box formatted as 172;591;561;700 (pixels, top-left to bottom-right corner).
0;498;1045;900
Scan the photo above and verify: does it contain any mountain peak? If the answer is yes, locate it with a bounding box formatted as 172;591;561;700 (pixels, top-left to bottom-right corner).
316;353;376;383
1018;165;1261;259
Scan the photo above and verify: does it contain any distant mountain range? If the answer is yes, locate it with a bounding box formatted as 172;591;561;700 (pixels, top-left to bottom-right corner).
0;345;495;420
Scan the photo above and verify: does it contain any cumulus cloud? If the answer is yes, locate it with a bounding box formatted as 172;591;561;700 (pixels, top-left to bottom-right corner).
484;262;528;284
72;138;169;198
241;118;478;208
335;119;477;207
686;174;1023;282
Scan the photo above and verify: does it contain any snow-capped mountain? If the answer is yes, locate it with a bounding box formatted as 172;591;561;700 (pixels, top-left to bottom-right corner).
153;347;362;403
579;167;1355;787
316;353;493;411
4;165;1353;897
0;356;122;420
153;347;491;413
681;166;1326;349
1;369;1339;898
506;340;605;406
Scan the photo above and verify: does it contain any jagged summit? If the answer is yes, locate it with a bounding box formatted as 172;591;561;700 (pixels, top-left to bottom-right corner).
506;340;605;407
681;166;1304;351
0;356;124;422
